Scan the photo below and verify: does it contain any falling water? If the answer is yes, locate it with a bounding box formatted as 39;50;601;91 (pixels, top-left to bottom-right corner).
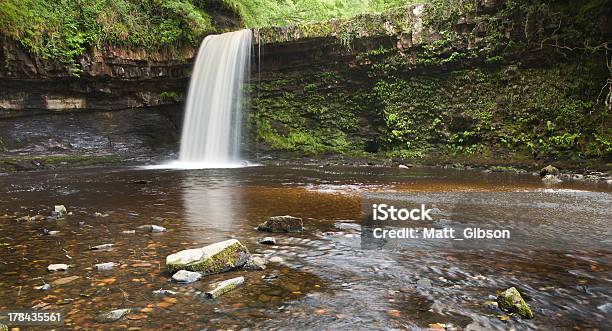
148;29;252;170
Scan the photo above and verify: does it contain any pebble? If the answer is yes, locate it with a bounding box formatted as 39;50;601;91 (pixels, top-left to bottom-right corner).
90;243;114;250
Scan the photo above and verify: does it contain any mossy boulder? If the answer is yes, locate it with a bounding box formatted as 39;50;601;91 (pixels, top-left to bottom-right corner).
257;215;303;233
540;165;560;177
166;239;251;274
205;276;245;299
497;287;534;319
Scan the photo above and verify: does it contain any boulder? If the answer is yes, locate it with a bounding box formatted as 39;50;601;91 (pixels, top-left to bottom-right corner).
257;215;303;233
205;276;244;299
166;239;250;274
540;165;559;177
95;308;131;323
171;270;202;283
497;287;534;319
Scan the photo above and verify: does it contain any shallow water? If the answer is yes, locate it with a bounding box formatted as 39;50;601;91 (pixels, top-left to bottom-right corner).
0;165;610;330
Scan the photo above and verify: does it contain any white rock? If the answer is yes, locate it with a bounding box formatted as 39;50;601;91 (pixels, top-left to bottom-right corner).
90;243;114;250
172;270;202;283
53;205;67;217
122;230;135;234
95;262;116;271
166;239;250;274
153;289;177;295
398;164;409;169
268;256;283;263
205;276;244;299
150;225;166;233
47;264;69;272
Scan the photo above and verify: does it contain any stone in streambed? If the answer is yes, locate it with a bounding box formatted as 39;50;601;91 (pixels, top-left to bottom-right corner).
172;270;202;283
0;323;7;331
497;287;534;319
52;205;67;218
47;263;69;272
205;276;244;299
95;262;116;271
257;215;303;233
95;308;131;323
244;256;266;270
51;275;80;286
90;243;114;250
166;239;250;274
138;224;166;233
258;237;277;245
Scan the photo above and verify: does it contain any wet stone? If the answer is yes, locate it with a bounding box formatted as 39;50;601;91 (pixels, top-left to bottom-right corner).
497;287;534;319
47;263;69;272
138;224;166;233
95;262;116;271
257;215;303;233
172;270;202;283
166;239;250;274
259;237;277;245
244;256;267;270
90;243;114;250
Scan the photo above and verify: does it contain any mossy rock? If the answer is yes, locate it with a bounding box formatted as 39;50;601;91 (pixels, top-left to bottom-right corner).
205;276;245;299
0;323;7;331
166;239;251;274
497;287;534;319
257;215;303;233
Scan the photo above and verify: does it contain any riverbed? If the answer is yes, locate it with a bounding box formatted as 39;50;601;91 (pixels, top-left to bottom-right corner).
0;165;610;330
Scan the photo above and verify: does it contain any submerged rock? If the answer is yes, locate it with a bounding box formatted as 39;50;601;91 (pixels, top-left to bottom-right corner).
47;263;69;272
497;287;534;319
153;289;177;296
51;275;80;286
540;165;559;177
95;262;116;271
90;243;114;250
166;239;250;274
95;308;131;323
244;256;266;270
257;215;303;233
542;174;562;184
205;276;244;299
258;237;277;245
171;270;202;283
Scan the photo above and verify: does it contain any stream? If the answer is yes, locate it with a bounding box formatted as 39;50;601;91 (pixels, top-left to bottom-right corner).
0;165;610;330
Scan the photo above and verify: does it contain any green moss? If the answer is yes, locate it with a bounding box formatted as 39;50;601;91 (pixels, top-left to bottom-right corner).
166;241;249;275
160;91;184;103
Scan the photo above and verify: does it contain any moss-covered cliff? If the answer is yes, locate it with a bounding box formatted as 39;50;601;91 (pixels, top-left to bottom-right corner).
250;0;612;164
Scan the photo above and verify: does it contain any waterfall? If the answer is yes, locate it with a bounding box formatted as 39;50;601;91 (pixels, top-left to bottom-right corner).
154;29;252;169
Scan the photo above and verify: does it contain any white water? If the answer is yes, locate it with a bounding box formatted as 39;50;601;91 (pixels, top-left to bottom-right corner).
147;29;252;170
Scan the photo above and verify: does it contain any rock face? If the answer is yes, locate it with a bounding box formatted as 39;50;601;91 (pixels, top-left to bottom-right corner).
497;287;534;319
166;239;251;274
257;216;303;233
95;308;132;323
205;276;245;299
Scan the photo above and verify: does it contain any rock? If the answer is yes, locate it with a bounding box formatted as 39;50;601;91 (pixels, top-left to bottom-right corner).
35;284;51;290
95;308;131;323
258;237;277;245
205;276;244;299
256;215;303;233
497;287;534;319
0;323;7;331
47;263;69;272
53;205;67;217
334;222;361;231
90;243;114;250
166;239;251;274
42;229;60;235
268;256;283;263
542;174;562;184
171;270;202;283
95;262;116;271
138;224;166;233
540;165;559;177
51;275;80;286
94;212;109;217
122;230;136;234
398;164;409;169
244;256;266;270
606;179;612;185
153;289;177;296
